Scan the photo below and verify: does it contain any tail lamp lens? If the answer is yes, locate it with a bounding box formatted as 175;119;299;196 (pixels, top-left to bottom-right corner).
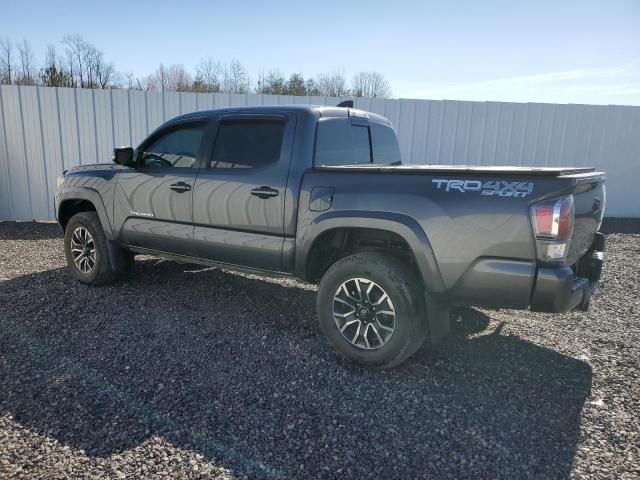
532;206;554;237
531;195;574;262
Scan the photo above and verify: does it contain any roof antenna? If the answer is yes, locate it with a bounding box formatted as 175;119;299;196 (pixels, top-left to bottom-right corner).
337;100;354;108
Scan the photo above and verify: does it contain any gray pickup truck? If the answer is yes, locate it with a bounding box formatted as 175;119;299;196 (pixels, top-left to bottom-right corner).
55;104;606;368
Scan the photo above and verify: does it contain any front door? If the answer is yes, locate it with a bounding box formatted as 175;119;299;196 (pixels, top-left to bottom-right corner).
192;113;296;271
114;120;207;255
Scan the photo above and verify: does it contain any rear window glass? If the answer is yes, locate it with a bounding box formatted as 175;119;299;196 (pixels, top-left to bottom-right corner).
210;119;285;169
314;118;371;166
371;123;401;164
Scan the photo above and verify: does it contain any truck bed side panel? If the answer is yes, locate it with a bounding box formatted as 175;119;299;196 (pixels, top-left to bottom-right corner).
298;170;601;308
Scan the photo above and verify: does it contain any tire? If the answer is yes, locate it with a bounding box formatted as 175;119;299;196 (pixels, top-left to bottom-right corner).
64;211;118;285
317;252;428;368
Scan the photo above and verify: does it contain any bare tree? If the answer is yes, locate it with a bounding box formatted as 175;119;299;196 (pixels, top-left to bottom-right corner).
16;39;36;85
97;62;117;88
63;49;75;87
154;63;168;91
143;63;168;91
351;71;392;98
44;44;57;70
85;44;98;87
222;58;249;94
124;72;136;89
64;41;116;89
0;38;13;84
63;34;89;87
0;34;398;97
136;75;155;91
195;56;222;92
316;71;348;97
90;48;117;88
171;64;192;92
144;63;193;91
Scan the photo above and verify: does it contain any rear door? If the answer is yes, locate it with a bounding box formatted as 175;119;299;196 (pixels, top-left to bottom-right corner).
192;113;296;271
114;119;207;255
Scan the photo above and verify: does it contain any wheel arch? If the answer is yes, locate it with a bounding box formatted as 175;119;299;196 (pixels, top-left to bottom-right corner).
296;211;445;293
57;188;115;240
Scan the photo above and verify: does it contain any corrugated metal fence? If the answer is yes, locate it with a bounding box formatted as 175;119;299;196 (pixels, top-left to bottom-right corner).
0;84;638;220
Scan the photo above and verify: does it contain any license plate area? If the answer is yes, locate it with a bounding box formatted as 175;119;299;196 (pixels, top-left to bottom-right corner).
575;232;605;283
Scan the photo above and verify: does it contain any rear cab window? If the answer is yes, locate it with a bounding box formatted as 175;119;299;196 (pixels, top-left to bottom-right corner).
314;117;401;166
210;119;285;169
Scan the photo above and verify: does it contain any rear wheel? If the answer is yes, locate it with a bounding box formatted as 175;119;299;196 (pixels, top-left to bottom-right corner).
317;252;428;368
64;211;119;285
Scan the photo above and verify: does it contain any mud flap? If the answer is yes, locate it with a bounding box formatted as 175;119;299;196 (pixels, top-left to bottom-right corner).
106;240;130;273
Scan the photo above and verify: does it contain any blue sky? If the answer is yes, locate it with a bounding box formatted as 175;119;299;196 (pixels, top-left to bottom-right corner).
2;0;639;105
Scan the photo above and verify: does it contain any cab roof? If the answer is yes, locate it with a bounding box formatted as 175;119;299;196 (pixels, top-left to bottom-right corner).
168;104;393;127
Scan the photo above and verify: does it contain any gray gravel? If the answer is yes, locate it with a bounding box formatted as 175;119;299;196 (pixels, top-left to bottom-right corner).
0;221;638;479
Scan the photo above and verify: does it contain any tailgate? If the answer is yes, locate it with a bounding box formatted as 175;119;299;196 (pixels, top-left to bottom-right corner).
567;173;606;265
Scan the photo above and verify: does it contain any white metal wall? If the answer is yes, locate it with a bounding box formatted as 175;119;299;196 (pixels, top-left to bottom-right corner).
0;85;638;220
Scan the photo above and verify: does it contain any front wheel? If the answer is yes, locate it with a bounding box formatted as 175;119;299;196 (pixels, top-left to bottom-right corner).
317;252;428;368
64;211;119;285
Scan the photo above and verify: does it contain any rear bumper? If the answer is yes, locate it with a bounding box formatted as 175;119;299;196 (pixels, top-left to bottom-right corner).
530;233;605;313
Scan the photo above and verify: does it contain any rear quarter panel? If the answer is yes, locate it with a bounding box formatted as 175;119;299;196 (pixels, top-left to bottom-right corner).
297;170;581;294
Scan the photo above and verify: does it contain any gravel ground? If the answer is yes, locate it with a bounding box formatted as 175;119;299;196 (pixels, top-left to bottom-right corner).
0;221;638;479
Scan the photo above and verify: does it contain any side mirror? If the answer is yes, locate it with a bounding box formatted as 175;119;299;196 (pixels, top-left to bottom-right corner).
113;146;134;166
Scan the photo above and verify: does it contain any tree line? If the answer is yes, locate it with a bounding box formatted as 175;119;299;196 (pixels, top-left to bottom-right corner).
0;35;392;98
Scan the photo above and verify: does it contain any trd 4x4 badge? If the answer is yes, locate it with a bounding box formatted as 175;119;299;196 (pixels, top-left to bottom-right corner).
432;179;534;198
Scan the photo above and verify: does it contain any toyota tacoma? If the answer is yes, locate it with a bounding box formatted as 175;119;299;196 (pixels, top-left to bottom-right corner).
55;104;606;368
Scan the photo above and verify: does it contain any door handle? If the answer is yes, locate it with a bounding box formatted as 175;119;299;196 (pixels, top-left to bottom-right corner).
169;182;192;193
251;186;279;199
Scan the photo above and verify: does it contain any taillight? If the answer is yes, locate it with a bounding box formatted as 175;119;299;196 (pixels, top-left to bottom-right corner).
531;195;574;262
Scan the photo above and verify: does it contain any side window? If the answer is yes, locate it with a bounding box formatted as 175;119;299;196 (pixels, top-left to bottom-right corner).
314;118;371;166
210;119;285;169
371;123;402;164
140;124;204;169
